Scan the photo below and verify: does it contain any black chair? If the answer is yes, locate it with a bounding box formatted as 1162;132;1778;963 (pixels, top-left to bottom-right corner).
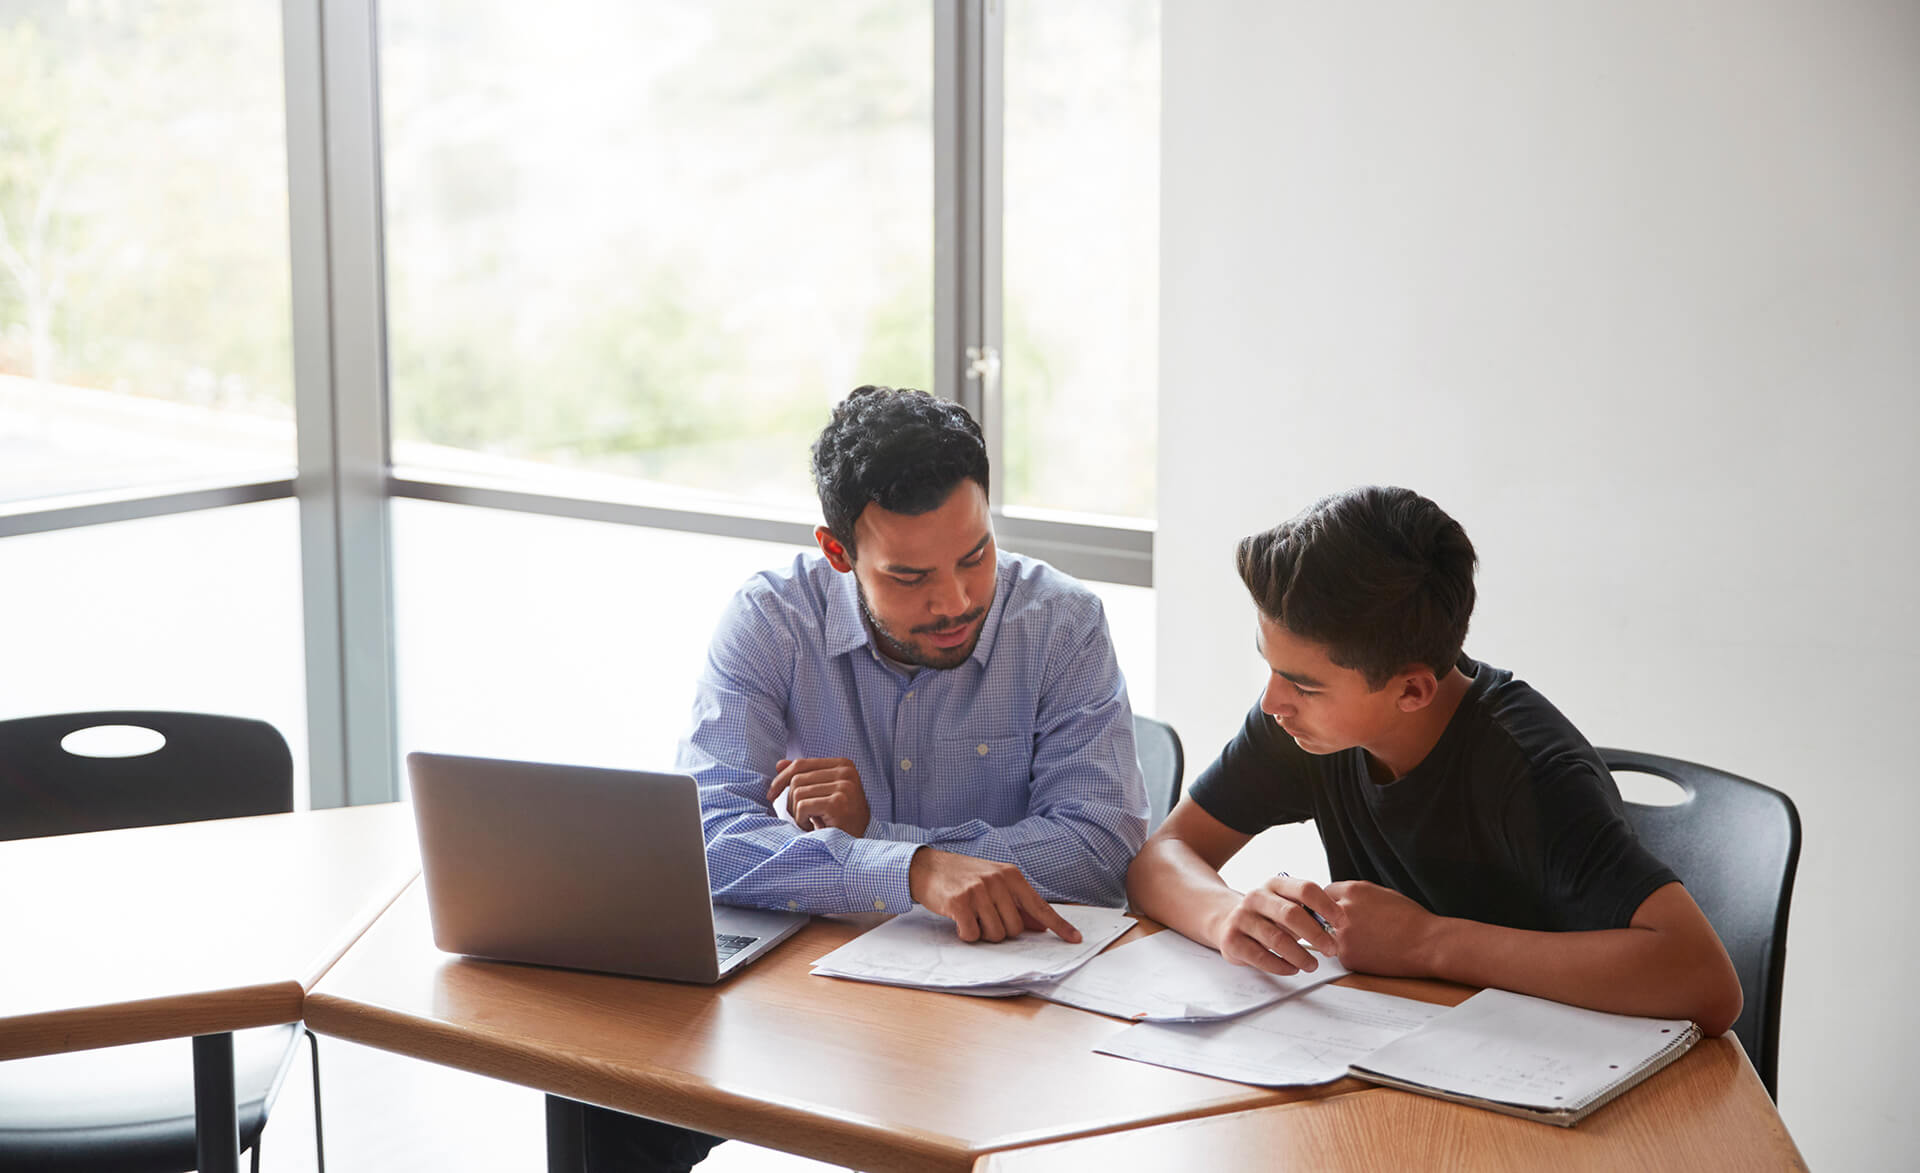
1133;713;1185;832
1601;747;1801;1101
0;711;326;1173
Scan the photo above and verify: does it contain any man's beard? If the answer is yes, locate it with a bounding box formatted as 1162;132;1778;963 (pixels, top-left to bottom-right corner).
856;582;988;670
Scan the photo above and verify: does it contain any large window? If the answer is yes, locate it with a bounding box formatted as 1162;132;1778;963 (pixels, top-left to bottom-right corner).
1;0;1160;806
0;3;303;789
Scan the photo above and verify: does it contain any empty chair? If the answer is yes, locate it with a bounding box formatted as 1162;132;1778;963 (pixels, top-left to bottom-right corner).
0;710;324;1173
1133;713;1185;833
1602;747;1801;1101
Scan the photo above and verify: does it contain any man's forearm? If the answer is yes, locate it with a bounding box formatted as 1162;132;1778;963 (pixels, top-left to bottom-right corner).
705;811;920;915
900;811;1138;907
1423;916;1742;1034
1125;838;1243;947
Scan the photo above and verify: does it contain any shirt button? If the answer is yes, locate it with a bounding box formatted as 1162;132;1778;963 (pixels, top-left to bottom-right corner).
904;691;915;700
976;743;989;756
900;758;912;770
873;899;887;911
787;900;799;911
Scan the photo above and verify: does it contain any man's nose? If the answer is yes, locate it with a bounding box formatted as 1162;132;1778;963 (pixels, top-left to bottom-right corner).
929;573;970;617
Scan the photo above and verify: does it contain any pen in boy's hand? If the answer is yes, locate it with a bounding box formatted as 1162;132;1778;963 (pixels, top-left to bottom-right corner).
1278;871;1336;936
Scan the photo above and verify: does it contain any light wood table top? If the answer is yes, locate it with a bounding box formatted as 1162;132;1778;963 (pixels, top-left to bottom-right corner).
307;892;1393;1173
0;802;419;1061
973;1021;1804;1172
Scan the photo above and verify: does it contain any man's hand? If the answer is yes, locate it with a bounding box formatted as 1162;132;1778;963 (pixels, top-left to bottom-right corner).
908;849;1082;944
1212;874;1343;976
767;757;871;836
1324;879;1440;977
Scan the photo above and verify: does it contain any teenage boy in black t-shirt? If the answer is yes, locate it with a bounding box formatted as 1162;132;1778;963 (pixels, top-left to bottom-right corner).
1127;486;1743;1033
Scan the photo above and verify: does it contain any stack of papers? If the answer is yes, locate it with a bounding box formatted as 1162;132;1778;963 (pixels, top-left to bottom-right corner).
810;904;1135;991
1095;984;1445;1086
1348;988;1701;1125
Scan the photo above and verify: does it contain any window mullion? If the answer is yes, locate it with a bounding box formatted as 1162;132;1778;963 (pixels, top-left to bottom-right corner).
284;0;399;807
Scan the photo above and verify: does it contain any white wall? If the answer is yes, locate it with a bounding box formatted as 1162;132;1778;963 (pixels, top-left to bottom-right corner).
1158;3;1919;1166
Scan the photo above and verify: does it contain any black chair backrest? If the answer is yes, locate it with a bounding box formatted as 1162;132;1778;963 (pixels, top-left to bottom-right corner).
1600;747;1800;1100
0;711;293;841
1133;714;1185;832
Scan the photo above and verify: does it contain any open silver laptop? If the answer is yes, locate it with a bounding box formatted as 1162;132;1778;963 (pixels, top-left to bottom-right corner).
407;752;807;983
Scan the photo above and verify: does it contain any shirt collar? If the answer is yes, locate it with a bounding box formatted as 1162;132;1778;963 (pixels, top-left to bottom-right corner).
821;555;1016;671
963;557;1014;669
824;566;871;657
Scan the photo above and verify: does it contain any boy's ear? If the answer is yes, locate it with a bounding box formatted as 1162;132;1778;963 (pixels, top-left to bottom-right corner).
1394;666;1441;712
815;525;854;573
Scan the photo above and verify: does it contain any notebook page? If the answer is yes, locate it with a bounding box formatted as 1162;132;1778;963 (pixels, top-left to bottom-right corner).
1352;988;1695;1110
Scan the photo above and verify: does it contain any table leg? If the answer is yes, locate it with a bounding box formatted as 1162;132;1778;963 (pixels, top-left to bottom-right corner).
546;1094;587;1172
192;1032;241;1173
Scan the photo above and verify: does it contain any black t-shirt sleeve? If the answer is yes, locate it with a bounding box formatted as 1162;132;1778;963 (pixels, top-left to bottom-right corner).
1187;701;1319;836
1507;756;1680;931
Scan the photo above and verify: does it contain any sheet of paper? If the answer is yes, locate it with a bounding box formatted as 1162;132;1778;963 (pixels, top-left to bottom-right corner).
810;904;1134;988
1021;929;1348;1021
1351;988;1695;1110
1095;984;1444;1086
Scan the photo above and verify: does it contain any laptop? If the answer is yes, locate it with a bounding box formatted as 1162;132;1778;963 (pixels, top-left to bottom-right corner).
406;751;808;983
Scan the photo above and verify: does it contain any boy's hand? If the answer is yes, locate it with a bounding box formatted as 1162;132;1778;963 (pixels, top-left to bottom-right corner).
768;757;871;837
1324;880;1441;977
1214;874;1342;976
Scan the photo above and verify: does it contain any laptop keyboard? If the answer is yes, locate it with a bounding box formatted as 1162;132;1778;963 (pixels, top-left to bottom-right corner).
715;932;758;962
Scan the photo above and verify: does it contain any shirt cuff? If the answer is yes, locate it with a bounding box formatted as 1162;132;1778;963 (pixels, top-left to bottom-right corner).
864;818;931;846
841;837;919;914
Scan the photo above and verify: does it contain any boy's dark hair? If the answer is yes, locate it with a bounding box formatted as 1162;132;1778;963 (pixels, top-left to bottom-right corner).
811;385;990;557
1237;486;1478;689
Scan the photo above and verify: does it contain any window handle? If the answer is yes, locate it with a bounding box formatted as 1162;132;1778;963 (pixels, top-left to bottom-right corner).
964;345;1001;394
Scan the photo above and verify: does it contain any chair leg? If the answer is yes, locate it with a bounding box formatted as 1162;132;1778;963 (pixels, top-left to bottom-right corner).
306;1027;327;1173
251;1137;262;1173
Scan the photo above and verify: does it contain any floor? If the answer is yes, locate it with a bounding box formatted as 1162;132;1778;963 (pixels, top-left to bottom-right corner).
250;1032;844;1173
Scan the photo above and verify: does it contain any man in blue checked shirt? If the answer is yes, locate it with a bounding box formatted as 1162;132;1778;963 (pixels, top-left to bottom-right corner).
694;386;1149;940
582;384;1149;1172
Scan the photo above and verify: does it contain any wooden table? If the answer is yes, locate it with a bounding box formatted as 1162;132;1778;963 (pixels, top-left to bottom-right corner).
0;803;420;1172
305;890;1373;1173
973;986;1806;1172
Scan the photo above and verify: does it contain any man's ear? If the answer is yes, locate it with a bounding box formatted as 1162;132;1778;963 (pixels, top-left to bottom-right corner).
815;525;854;573
1395;666;1441;712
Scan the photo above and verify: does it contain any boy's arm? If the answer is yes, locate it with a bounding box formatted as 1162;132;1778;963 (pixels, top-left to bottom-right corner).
1126;798;1340;975
1328;879;1744;1035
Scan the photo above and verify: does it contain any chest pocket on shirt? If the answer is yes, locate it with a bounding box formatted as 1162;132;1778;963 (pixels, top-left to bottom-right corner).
934;734;1031;809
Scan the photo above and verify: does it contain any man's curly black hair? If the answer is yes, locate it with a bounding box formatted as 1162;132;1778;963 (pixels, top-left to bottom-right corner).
811;385;990;557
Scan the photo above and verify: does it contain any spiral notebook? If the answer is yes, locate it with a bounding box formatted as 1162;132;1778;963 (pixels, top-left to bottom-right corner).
1347;988;1700;1127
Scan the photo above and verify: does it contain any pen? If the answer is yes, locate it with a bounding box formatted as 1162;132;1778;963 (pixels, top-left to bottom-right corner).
1278;871;1335;936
